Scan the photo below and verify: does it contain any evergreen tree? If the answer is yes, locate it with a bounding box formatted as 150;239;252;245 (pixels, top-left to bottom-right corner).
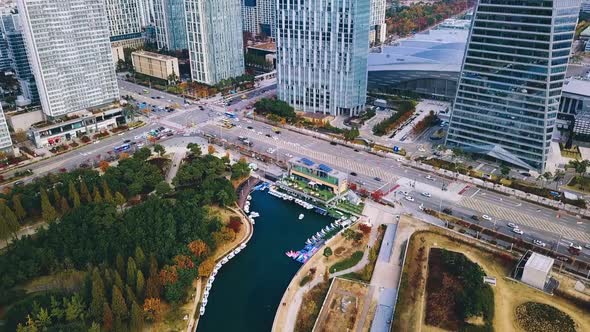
88;322;101;332
125;285;138;307
148;255;158;278
134;247;146;272
60;197;70;214
0;203;19;240
114;271;124;291
136;271;145;300
111;285;128;321
52;187;61;206
80;179;92;203
114;192;126;207
126;257;137;287
68;181;81;208
40;189;58;222
35;307;51;330
145;275;161;299
130;301;143;332
90;270;106;322
92;186;103;203
102;180;114;203
102;302;113;331
116;254;125;278
11;194;26;222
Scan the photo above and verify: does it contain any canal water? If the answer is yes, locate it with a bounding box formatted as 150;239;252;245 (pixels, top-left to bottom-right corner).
197;190;334;332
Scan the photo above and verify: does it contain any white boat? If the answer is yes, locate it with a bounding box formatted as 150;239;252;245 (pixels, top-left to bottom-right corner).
299;213;304;220
233;248;241;254
205;285;211;291
228;252;235;259
249;217;255;224
250;212;260;218
351;216;358;221
215;263;222;269
244;206;250;213
203;290;209;297
212;270;218;277
239;243;247;249
202;299;208;306
247;195;252;200
221;257;228;264
316;232;321;237
209;276;215;283
200;307;206;316
305;239;311;245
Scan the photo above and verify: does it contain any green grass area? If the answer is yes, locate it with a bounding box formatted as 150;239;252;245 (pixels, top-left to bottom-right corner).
329;250;364;273
300;275;312;287
285;178;335;201
335;201;364;215
341;225;386;282
559;144;582;160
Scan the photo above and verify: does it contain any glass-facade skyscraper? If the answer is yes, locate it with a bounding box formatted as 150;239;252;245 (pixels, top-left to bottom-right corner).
153;0;187;51
276;0;370;116
185;0;244;85
446;0;581;171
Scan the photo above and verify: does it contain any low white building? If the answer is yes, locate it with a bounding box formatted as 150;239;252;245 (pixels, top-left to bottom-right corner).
521;253;554;290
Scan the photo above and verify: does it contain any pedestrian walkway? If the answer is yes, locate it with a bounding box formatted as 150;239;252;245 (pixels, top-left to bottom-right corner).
458;197;590;243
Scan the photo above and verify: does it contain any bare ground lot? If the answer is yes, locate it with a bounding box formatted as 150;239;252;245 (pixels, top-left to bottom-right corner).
313;278;370;332
393;229;590;332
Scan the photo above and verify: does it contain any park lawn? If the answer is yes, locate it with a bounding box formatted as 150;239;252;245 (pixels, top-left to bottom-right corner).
329;251;364;273
341;225;386;282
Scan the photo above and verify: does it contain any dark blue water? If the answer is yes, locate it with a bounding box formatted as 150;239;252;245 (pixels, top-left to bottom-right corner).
197;190;334;332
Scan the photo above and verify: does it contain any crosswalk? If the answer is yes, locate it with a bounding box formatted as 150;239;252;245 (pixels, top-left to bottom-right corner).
227;126;399;183
458;197;590;243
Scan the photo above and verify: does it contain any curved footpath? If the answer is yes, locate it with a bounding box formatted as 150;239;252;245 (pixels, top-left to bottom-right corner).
187;176;259;332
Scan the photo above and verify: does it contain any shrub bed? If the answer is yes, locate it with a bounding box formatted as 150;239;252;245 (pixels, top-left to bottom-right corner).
515;302;576;332
329;251;363;273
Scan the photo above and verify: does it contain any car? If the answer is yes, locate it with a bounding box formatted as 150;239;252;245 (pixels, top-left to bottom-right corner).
265;134;272;138
354;149;359;152
512;228;524;235
247;126;253;130
533;240;546;247
93;140;100;144
569;243;582;251
14;180;24;186
442;208;453;215
330;141;337;146
399;191;409;196
471;215;480;221
556;256;569;262
404;196;415;202
350;172;357;176
507;222;517;228
374;177;382;182
123;139;131;144
167;99;172;102
257;131;263;135
425;175;435;181
418;204;424;211
421;192;431;197
134;135;142;140
482;215;492;221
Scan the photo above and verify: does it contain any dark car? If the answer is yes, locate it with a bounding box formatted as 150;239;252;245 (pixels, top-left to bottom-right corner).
123;139;131;144
374;177;382;182
442;208;453;215
354;149;359;152
330;142;337;146
470;215;480;221
350;172;358;176
265;134;272;138
247;126;253;130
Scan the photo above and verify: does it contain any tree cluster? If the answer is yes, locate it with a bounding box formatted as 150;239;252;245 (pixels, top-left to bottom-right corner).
372;101;416;136
254;98;297;122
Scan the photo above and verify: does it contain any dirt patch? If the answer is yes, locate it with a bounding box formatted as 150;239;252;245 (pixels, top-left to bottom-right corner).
314;278;370;332
334;247;346;256
515;302;577;332
393;229;590;332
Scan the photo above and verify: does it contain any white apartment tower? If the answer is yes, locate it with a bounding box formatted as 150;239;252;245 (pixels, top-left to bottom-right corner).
105;0;143;46
370;0;386;45
0;103;12;152
18;0;119;118
242;0;275;38
276;0;370;116
185;0;245;85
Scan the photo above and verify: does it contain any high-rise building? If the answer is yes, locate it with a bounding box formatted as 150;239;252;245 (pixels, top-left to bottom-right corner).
1;13;38;104
138;0;155;27
445;0;581;171
0;103;13;152
185;0;244;85
370;0;386;45
18;0;119;118
241;0;275;38
276;0;370;116
153;0;187;51
105;0;144;48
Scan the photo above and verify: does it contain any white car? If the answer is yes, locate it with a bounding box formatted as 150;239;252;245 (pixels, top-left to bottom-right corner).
482;215;492;221
425;175;435;181
257;131;263;135
418;204;424;211
404;196;415;202
421;192;431;198
134;135;142;140
512;228;524;235
418;148;426;152
533;240;546;247
569;243;582;251
507;222;517;228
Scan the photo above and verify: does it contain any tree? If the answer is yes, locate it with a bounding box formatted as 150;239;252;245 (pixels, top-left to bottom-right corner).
207;145;216;155
12;194;26;222
111;285;128;321
80;179;92;203
114;192;126;207
127;257;138;287
99;160;110;172
102;302;113;331
323;247;333;257
40;189;58;222
130;301;143;331
92;186;103;203
35;307;51;329
116;254;125;279
500;165;511;177
64;294;85;322
0;203;20;240
188;240;209;258
343;127;360;142
568;159;590;176
187;143;202;156
136;270;145;300
143;298;163;322
153;144;166;157
155;181;171;196
231;158;251;180
68;181;81;208
553;169;566;190
133;147;151;161
134;247;146;272
145;275;161;299
102;181;114;203
542;171;553;187
59;197;70;214
88;322;101;332
52;187;62;206
90;270;106;321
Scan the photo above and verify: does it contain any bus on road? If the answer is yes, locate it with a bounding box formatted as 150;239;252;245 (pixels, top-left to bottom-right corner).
114;143;131;153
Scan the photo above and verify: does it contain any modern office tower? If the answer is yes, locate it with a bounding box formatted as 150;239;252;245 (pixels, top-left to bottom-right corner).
18;0;119;118
1;13;38;104
0;103;13;152
276;0;370;116
445;0;581;171
185;0;245;85
138;0;155;27
370;0;386;45
153;0;187;51
105;0;144;47
242;0;275;38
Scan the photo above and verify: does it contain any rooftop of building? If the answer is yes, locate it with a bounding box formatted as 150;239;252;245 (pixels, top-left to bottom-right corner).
562;78;590;97
132;50;178;61
247;42;276;52
524;252;554;273
289;157;348;181
368;27;468;73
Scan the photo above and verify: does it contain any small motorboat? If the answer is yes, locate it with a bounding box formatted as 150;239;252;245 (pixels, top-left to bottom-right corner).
299;213;304;220
200;307;206;316
239;243;247;249
305;239;312;245
233;248;241;255
227;252;235;259
212;270;218;277
221;257;228;264
247;195;252;200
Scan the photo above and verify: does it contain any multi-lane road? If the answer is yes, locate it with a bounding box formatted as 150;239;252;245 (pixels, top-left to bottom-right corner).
3;79;590;264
